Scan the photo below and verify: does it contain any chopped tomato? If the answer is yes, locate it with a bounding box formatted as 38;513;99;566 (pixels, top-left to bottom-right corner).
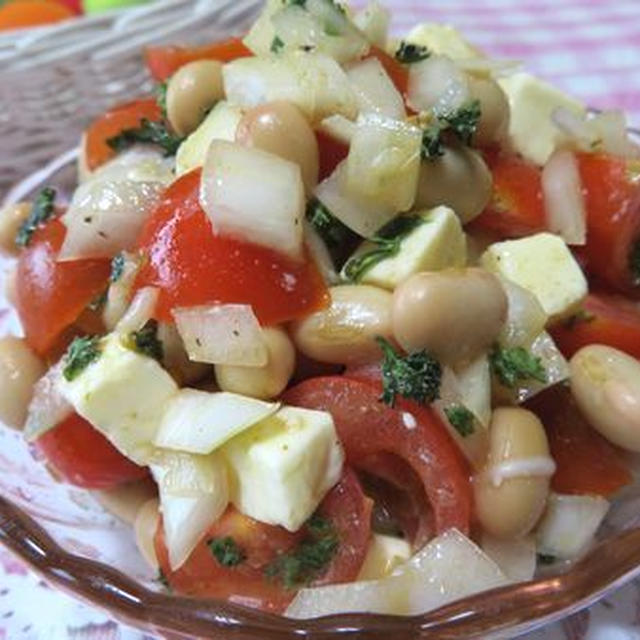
574;152;640;296
134;170;328;325
550;292;640;361
155;467;371;612
469;150;546;238
526;386;631;497
35;413;148;489
316;128;349;182
283;376;471;536
368;46;409;97
145;37;252;82
16;219;111;357
84;98;162;171
0;1;74;31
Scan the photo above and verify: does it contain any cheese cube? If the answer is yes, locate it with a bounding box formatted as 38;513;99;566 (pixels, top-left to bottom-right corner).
60;334;178;463
222;406;344;531
404;23;481;60
481;232;587;321
344;206;466;289
498;72;586;165
357;534;412;581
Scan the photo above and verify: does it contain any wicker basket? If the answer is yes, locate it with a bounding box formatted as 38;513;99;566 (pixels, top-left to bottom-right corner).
0;0;261;196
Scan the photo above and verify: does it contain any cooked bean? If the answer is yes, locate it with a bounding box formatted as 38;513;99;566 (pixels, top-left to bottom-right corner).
474;407;553;539
94;479;157;525
0;202;30;256
157;322;210;386
291;285;393;365
166;60;224;136
0;336;46;429
570;345;640;452
392;268;507;366
134;498;160;570
215;327;295;399
466;75;510;147
414;143;492;224
236;101;319;194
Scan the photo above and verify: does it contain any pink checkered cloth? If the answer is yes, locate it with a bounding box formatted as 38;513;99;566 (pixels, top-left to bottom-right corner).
374;0;640;128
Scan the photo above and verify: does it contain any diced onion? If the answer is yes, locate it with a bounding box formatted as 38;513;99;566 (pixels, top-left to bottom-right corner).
542;150;586;245
172;304;267;367
102;251;142;331
303;219;339;284
353;1;390;48
115;286;159;335
455;355;492;427
481;534;536;582
536;493;609;560
200;140;304;261
318;115;356;145
456;57;522;78
498;278;549;348
407;55;470;116
346;57;405;120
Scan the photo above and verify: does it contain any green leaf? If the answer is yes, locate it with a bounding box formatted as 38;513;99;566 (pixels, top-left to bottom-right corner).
63;336;102;381
395;40;430;64
270;35;285;53
420;122;446;160
489;344;547;389
128;320;163;363
156;82;168;120
444;405;475;438
107;119;184;157
15;187;56;248
207;537;246;567
376;336;442;407
110;252;125;283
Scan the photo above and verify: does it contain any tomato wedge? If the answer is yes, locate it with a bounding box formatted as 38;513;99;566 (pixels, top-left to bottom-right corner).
155;467;371;612
283;376;471;536
35;413;148;489
16;219;111;357
145;37;252;82
526;386;631;497
134;170;328;325
469;150;546;238
316;129;349;182
550;292;640;361
574;152;640;296
84;98;162;171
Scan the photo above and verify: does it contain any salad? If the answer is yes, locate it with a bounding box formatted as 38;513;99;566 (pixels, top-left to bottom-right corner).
1;0;640;619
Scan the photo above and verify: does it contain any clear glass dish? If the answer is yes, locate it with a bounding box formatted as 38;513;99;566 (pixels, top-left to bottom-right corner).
3;149;640;640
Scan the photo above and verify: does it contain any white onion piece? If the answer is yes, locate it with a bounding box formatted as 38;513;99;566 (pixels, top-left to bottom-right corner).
172;304;267;367
102;251;142;331
346;57;405;120
23;361;72;442
456;57;521;78
455;355;492;427
286;528;509;617
542;150;586;245
551;107;593;147
481;534;536;582
115;286;159;335
407;55;470;116
242;0;281;56
200;140;304;260
536;493;609;560
303;219;339;284
314;161;395;237
317;115;356;145
498;278;549;348
353;0;390;48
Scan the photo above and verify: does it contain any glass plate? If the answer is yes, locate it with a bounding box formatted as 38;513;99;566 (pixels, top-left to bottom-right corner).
3;149;640;640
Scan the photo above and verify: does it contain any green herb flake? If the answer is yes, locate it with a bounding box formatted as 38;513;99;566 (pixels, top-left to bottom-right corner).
420;122;446;160
87;290;107;312
444;405;475;438
63;336;102;381
156;81;168;119
376;336;442;407
629;239;640;286
129;320;163;362
489;344;547;389
343;215;425;282
265;514;338;589
442;99;481;145
270;35;285;53
107;119;184;157
306;198;359;267
207;536;246;567
395;40;430;64
15;187;56;248
110;252;125;283
537;553;556;566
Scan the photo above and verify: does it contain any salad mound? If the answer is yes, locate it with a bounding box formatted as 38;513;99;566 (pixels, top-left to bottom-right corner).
1;0;640;619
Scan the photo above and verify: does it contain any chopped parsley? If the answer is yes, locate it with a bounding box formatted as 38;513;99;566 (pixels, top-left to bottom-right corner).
15;187;56;248
420;100;482;160
87;290;107;312
207;536;246;567
489;344;547;389
444;405;475;438
395;40;430;64
107;119;183;156
110;252;125;283
629;239;640;286
156;81;168;119
376;336;442;407
265;514;338;588
342;215;425;282
129;320;163;362
63;336;102;381
306;198;359;268
421;123;446;160
537;553;556;566
270;35;285;53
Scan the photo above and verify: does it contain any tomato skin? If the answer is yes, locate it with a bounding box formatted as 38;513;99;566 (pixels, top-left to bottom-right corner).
145;38;252;82
550;292;640;361
135;170;328;325
35;413;148;489
469;150;546;238
155;467;371;612
84;98;162;170
16;219;110;357
574;152;640;296
316;129;349;182
526;386;631;497
283;376;471;536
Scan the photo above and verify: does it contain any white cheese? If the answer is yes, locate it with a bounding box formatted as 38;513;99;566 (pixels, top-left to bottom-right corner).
481;232;587;321
357;534;412;581
222;406;344;531
403;22;481;60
